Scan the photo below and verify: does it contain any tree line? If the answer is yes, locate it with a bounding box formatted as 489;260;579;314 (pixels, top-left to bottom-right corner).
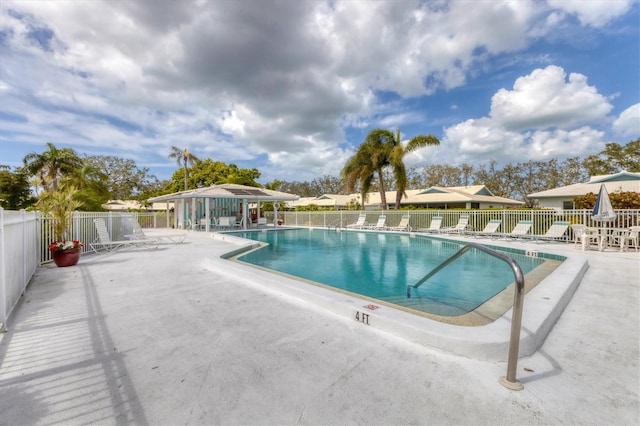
277;138;639;208
0;137;638;211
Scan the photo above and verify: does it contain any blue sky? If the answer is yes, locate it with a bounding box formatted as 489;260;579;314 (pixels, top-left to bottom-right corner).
1;0;638;184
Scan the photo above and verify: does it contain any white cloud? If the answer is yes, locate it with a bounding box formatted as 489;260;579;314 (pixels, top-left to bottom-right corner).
547;0;633;28
612;103;640;138
489;65;612;130
419;65;613;166
0;1;636;181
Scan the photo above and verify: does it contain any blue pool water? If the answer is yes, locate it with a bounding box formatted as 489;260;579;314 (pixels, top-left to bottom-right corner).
232;229;547;316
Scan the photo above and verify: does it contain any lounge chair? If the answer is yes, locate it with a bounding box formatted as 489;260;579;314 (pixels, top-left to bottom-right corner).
387;214;411;232
417;216;442;233
90;218;159;253
501;220;533;240
346;213;367;229
471;219;501;238
366;214;387;230
125;217;187;243
441;215;469;235
257;217;268;228
534;221;569;243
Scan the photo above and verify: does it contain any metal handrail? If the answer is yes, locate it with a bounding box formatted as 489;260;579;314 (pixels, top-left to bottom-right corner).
327;219;342;230
407;242;525;391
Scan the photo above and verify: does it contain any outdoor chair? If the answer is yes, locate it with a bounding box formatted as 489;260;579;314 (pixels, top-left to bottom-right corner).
534;221;569;243
417;216;442;233
571;224;599;250
440;215;469;235
366;214;387;230
622;226;640;252
471;219;501;238
90;218;159;253
346;213;367;229
501;220;533;240
125;217;187;243
387;214;411;232
215;216;233;231
257;217;268;228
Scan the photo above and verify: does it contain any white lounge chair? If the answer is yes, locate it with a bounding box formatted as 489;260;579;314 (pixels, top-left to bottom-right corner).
387;214;411;232
90;218;159;253
366;214;387;230
471;219;501;238
502;220;533;240
257;217;268;228
346;213;367;229
417;216;442;233
126;217;187;243
441;215;469;235
534;221;569;243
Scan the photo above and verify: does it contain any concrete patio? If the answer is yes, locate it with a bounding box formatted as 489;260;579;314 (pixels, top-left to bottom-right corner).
0;230;638;425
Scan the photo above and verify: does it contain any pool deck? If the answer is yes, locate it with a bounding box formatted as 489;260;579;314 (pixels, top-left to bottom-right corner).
1;229;638;425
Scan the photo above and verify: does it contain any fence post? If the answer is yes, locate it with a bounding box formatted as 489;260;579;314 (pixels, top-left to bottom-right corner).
0;207;6;332
21;210;26;301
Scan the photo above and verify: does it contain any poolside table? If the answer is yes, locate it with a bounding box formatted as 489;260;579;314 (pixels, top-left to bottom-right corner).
585;227;629;252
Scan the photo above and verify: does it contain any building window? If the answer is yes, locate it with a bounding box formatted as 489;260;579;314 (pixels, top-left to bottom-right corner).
471;203;480;209
563;201;575;210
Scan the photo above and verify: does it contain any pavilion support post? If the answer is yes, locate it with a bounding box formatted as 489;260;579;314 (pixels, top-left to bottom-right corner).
205;198;210;232
191;199;196;230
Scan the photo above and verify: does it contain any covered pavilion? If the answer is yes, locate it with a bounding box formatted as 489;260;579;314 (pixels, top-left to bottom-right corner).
148;183;299;231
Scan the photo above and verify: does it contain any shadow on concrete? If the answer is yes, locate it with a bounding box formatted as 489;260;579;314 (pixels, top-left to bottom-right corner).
0;264;148;425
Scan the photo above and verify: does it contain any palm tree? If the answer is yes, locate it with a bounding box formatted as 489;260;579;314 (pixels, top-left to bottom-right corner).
389;129;440;208
22;142;83;192
168;146;201;191
37;183;83;241
341;129;440;209
341;129;395;209
61;164;110;211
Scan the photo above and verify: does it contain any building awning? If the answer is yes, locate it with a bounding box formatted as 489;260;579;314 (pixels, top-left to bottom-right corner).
148;183;299;203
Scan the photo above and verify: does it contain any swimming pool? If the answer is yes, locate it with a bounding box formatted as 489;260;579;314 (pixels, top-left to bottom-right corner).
231;228;556;318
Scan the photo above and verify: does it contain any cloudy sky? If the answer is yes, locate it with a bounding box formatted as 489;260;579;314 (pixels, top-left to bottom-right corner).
1;0;638;184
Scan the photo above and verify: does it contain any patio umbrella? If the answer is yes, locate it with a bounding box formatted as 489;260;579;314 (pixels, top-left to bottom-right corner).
592;184;616;223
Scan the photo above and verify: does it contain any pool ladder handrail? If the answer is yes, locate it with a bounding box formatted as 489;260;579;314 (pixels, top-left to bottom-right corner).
327;219;342;230
406;242;525;391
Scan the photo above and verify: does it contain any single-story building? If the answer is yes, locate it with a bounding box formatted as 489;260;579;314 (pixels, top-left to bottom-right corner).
102;200;174;211
288;185;523;210
528;171;640;210
148;183;299;231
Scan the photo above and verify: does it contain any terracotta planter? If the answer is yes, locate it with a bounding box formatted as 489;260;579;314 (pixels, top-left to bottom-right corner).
52;248;82;267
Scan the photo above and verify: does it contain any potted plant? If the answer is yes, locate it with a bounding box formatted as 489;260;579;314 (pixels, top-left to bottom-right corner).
38;184;84;267
48;240;84;267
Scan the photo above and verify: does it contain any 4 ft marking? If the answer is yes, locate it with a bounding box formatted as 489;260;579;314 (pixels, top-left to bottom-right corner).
355;311;370;325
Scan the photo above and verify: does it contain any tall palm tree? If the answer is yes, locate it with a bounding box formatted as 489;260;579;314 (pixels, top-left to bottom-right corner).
168;146;201;191
22;142;83;192
341;129;395;209
389;129;440;208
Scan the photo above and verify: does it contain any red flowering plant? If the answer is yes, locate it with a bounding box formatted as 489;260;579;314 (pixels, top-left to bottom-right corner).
48;240;84;253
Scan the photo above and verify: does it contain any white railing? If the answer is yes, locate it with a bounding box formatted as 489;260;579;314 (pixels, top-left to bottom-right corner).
272;209;640;240
39;211;170;264
1;208;40;332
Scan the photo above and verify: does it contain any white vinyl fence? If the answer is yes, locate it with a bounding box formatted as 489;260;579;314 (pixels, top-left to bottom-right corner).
273;209;640;238
0;208;39;332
